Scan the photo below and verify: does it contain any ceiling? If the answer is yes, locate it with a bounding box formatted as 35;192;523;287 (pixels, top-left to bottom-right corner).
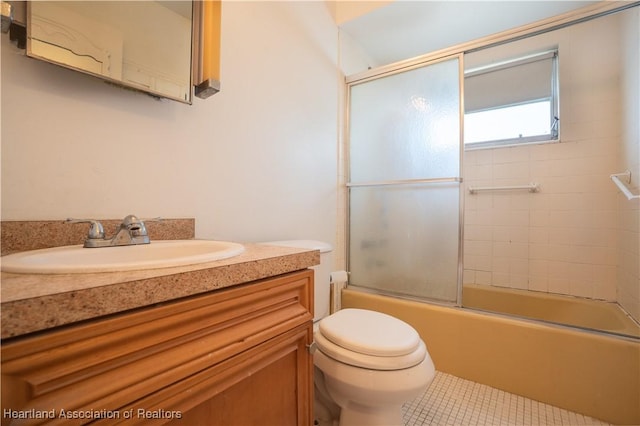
339;0;598;68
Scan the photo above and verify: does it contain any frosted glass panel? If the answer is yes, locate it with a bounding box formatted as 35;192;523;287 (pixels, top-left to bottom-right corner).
349;183;460;302
349;58;460;183
347;56;462;304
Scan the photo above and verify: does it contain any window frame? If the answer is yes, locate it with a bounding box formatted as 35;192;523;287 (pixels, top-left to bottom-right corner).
463;49;560;150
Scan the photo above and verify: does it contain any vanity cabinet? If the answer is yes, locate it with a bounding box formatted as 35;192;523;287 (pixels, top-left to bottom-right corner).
1;270;314;425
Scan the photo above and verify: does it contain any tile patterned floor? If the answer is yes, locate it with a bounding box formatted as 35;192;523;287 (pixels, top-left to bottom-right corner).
402;372;611;426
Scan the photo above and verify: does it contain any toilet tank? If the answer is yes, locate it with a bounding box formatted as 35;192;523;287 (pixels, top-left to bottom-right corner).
263;240;333;322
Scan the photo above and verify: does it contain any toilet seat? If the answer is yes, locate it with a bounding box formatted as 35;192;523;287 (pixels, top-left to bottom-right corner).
315;308;427;370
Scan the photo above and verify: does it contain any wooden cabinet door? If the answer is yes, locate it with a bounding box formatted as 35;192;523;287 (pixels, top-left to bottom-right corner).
166;324;312;426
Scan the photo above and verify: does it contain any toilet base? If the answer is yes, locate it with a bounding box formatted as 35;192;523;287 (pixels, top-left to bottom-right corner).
314;367;341;426
339;403;403;426
314;350;435;426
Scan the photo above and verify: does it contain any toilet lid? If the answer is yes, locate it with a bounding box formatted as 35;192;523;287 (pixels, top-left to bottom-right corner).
318;308;421;357
314;331;427;370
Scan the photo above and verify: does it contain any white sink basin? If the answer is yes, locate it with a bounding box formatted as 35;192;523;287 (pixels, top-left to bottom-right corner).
1;240;245;274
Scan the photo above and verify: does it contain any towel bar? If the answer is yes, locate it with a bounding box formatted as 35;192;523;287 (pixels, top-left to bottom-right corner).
468;183;540;194
610;171;640;200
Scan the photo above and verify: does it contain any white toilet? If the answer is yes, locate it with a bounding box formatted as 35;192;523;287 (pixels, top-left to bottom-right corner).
265;240;436;426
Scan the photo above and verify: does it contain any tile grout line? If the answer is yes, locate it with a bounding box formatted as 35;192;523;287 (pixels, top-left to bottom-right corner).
402;371;611;426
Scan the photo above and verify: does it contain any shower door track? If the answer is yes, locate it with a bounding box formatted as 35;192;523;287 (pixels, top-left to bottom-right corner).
347;176;462;188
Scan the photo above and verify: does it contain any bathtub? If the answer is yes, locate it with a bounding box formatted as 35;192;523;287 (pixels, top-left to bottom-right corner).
463;283;640;338
341;288;640;425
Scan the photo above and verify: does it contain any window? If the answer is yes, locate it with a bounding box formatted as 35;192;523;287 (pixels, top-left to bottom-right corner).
464;50;559;149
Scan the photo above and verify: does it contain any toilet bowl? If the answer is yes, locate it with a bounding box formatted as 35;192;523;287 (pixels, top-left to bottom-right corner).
263;240;435;426
314;308;435;426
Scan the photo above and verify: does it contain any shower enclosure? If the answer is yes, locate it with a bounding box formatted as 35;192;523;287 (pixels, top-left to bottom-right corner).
344;3;640;339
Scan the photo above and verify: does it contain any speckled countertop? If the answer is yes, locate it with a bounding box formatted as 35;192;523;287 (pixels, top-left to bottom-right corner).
0;219;319;339
1;243;318;339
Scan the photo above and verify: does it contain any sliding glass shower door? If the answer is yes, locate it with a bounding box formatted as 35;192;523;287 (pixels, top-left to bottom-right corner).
347;56;463;304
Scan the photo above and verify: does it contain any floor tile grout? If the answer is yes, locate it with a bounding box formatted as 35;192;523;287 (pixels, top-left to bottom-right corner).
402;371;610;426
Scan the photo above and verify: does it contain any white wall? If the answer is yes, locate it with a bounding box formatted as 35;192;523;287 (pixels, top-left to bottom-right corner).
1;2;339;247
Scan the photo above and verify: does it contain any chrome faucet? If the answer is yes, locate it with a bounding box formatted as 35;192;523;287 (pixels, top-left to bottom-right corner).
66;215;159;248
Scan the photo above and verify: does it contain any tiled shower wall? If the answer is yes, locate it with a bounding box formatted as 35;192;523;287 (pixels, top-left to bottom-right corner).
463;141;620;301
463;10;639;321
617;7;640;322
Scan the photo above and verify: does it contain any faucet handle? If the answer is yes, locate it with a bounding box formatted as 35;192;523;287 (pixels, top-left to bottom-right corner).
121;215;161;225
65;218;105;240
134;217;163;232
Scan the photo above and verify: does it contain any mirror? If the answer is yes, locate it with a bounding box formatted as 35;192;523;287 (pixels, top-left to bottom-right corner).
27;1;193;104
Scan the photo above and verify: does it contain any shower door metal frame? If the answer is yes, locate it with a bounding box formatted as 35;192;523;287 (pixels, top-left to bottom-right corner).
345;53;466;307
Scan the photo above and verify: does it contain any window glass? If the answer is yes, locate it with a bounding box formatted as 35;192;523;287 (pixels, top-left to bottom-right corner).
464;50;558;148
